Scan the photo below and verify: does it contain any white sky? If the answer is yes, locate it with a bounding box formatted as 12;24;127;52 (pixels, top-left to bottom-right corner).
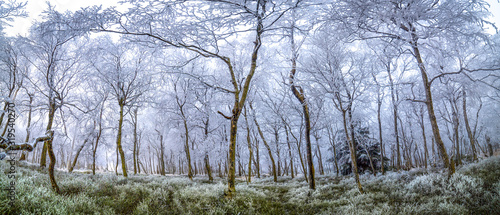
3;0;500;37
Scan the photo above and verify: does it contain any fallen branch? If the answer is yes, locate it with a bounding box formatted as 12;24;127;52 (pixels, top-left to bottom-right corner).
0;131;53;152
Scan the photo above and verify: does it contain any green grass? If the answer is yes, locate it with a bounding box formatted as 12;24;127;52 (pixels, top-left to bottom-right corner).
1;156;499;214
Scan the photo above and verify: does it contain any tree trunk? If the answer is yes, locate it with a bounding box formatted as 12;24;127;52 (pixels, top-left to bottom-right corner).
452;111;461;165
410;35;451;173
92;122;102;175
274;128;282;176
44;101;59;193
289;33;315;190
244;107;253;182
69;139;88;172
20;94;33;161
327;127;339;176
376;91;385;174
182;119;193;179
315;135;325;175
347;104;364;193
253;114;277;182
116;102;127;177
285;126;294;179
133;108;138;174
486;135;493;157
387;63;401;171
420;110;429;169
205;154;213;181
462;90;477;161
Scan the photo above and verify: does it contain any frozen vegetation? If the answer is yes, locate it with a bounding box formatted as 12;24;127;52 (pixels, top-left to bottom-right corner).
1;156;499;215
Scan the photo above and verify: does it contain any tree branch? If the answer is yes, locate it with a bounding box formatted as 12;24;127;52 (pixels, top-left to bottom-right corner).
217;111;232;120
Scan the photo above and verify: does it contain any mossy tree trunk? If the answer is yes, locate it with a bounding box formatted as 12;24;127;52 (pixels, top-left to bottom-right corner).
116;100;128;177
406;28;451;173
45;101;59;193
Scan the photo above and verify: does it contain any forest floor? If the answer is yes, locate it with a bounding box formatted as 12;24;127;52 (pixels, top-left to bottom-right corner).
1;156;500;215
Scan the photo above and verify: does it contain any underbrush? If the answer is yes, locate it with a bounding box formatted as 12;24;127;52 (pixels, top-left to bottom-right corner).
0;156;499;214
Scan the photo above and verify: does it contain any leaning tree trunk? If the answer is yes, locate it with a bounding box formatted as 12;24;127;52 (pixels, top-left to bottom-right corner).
410;33;451;173
253;114;277;182
68;139;88;173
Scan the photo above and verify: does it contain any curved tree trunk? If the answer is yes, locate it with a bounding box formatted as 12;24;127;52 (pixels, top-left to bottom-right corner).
116;102;128;177
46;102;59;193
